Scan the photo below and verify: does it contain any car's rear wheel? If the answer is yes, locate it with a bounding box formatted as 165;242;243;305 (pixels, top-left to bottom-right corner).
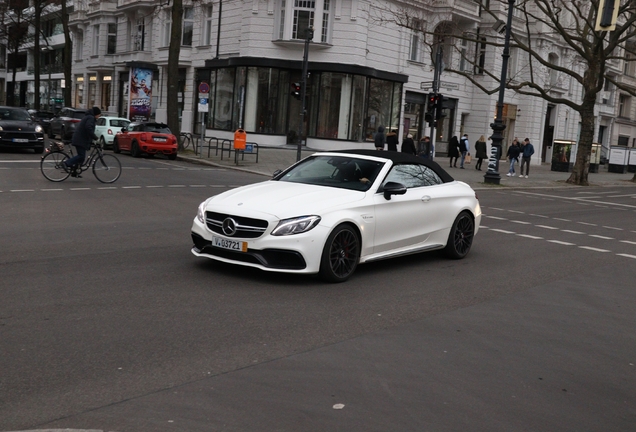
444;211;474;259
319;224;360;283
112;138;121;153
34;146;44;154
168;153;177;160
131;141;141;158
99;136;107;149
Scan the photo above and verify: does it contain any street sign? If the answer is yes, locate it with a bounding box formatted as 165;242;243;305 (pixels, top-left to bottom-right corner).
198;81;210;94
198;98;209;113
440;81;459;90
420;81;433;90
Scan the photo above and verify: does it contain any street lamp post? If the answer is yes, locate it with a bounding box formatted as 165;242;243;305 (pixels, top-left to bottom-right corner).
297;26;314;162
484;0;516;185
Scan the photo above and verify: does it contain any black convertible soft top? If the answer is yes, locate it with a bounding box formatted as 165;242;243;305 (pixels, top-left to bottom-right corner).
321;149;455;184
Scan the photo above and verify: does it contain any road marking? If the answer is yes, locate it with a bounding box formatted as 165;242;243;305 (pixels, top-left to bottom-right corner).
10;189;35;192
577;222;597;226
490;229;516;234
480;225;489;229
603;226;623;230
485;216;508;220
517;234;543;240
489;207;505;211
589;235;614;240
607;194;636;198
579;246;611;253
122;186;141;189
511;220;531;224
536;225;559;230
562;230;585;235
97;187;117;190
146;185;164;188
617;253;636;259
168;185;186;187
69;188;90;191
189;184;207;187
620;240;636;245
517;191;636;210
553;218;571;222
529;214;549;218
42;188;63;191
508;210;524;214
548;240;576;246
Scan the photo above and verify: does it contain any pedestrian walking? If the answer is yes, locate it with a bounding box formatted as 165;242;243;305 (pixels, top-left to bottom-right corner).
418;136;433;159
459;134;470;169
374;126;386;151
401;133;417;155
386;129;399;152
506;138;521;176
519;137;535;178
448;135;460;167
474;135;487;171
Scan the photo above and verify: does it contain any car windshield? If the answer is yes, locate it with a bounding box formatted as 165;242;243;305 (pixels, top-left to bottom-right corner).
276;155;384;191
110;119;130;128
0;108;32;121
146;124;171;134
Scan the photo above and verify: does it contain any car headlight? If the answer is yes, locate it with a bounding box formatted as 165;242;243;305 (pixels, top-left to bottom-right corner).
196;200;207;224
0;126;3;131
271;215;321;236
35;125;43;133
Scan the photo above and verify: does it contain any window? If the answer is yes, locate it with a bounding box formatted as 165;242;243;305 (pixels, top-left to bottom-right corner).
619;94;631;118
0;45;6;69
624;52;636;77
383;164;442;189
475;36;486;75
92;25;100;56
459;37;470;72
202;5;213;45
409;19;422;62
182;7;194;46
163;8;195;46
135;19;145;51
617;135;629;146
107;23;117;54
75;32;83;60
278;0;331;43
548;53;559;86
508;47;518;79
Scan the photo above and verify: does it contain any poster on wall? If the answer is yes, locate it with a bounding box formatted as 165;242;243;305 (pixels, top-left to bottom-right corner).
128;67;153;122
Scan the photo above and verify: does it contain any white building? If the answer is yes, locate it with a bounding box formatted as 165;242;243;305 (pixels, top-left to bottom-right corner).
3;0;636;163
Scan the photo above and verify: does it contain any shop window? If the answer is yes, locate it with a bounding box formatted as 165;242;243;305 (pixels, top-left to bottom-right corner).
316;73;351;139
213;68;236;130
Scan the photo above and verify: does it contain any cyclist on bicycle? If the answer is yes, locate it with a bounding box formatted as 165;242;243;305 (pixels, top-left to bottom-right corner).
63;106;102;177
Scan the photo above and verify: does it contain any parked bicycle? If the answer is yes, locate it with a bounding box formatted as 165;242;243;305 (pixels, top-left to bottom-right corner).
40;140;122;183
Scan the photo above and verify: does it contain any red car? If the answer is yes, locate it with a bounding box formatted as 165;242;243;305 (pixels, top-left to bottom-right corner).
113;122;178;160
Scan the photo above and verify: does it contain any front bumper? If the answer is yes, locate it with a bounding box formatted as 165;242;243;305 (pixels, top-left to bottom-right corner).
190;216;327;274
0;134;45;149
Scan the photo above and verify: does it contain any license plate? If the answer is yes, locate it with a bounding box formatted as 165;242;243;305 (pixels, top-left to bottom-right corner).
13;138;28;143
154;137;167;142
212;236;247;252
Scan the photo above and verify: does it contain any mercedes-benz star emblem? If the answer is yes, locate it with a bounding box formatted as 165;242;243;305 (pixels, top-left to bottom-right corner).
222;217;238;236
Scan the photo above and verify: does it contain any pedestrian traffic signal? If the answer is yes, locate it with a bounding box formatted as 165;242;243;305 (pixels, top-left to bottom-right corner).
291;82;301;100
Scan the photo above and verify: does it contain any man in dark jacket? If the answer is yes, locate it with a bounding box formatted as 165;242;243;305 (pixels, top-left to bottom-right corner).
374;126;386;150
63;107;101;177
401;134;417;155
386;129;399;151
519;137;535;178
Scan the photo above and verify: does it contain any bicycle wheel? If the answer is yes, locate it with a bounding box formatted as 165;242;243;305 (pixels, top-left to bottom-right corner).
41;151;71;182
93;153;122;183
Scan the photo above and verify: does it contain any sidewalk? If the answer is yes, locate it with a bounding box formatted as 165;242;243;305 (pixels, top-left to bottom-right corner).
178;145;636;189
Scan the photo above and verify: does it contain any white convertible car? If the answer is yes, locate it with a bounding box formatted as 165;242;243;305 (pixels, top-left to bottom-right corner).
191;150;481;282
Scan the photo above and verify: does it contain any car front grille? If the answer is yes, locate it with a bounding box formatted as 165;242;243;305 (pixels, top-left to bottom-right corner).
205;211;268;239
1;131;39;140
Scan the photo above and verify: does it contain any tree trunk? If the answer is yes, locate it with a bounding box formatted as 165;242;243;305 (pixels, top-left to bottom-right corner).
61;0;72;106
167;0;183;145
33;1;41;110
566;98;596;186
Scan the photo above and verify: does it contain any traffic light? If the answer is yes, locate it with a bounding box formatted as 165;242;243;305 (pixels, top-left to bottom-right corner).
436;94;450;120
425;92;436;123
291;82;301;100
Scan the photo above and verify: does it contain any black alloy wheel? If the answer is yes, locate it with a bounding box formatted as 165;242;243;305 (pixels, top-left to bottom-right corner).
131;141;141;158
319;224;360;283
112;139;121;153
444;211;474;259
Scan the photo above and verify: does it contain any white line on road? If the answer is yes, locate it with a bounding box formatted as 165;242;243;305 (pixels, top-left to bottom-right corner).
490;229;516;234
517;234;544;240
69;188;90;191
10;189;34;192
589;235;614;240
189;185;207;187
617;253;636;259
579;246;611;253
485;216;508;220
508;210;525;214
517;191;636;210
529;214;549;218
168;185;186;187
548;240;576;246
553;218;571;222
577;222;597;226
603;226;623;230
620;240;636;245
41;188;63;191
562;230;585;235
122;186;142;189
97;187;117;190
511;220;532;224
536;225;559;230
146;185;164;188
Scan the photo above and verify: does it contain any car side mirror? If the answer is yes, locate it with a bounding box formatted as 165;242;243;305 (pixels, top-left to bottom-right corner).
382;181;407;200
272;169;282;179
121;127;127;133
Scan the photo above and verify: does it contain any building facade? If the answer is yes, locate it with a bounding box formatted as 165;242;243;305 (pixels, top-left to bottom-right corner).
3;0;636;162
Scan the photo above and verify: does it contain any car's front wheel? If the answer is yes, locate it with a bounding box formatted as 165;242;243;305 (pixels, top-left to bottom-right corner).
444;211;474;259
319;224;360;283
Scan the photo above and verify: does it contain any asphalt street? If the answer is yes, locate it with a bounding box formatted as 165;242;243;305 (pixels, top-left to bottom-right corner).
1;148;635;431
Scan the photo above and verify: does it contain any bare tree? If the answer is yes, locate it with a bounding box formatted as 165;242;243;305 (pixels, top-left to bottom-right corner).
60;0;72;106
0;0;31;106
167;0;184;145
373;0;636;185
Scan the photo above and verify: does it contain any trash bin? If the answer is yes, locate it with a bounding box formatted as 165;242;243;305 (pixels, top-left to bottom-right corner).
234;129;246;151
